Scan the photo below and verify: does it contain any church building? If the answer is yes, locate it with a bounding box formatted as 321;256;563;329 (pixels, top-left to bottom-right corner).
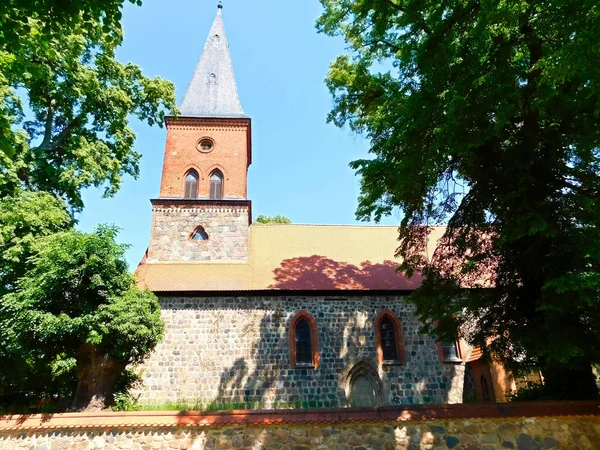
135;4;501;408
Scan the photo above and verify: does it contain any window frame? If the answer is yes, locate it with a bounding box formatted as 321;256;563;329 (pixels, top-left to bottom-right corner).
438;340;463;363
189;225;209;242
434;320;466;364
289;311;319;369
184;169;199;199
209;170;223;200
374;310;406;366
481;374;491;401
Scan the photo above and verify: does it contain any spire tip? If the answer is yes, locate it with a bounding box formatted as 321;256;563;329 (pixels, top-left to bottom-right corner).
217;1;223;9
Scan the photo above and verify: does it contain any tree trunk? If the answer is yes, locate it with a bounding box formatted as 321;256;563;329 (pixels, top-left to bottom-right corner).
541;360;598;400
71;345;126;411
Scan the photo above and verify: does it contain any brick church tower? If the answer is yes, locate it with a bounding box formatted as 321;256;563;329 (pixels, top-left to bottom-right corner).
147;4;251;262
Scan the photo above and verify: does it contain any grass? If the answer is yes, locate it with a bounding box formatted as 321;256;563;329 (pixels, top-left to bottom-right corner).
130;400;305;412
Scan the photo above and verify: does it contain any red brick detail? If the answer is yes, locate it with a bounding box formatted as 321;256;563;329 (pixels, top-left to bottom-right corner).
159;117;251;199
2;401;600;431
469;360;496;402
374;309;406;365
289;310;320;369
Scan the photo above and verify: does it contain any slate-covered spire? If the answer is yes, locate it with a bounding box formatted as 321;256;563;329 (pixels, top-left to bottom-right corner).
179;4;245;117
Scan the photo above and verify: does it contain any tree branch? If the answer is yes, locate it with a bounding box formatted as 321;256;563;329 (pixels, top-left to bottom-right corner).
38;99;56;150
33;111;87;153
51;112;86;150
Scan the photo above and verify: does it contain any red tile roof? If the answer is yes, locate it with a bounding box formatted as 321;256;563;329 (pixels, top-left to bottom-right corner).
136;224;447;292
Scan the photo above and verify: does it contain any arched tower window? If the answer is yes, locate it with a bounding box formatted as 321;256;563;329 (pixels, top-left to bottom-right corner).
209;73;217;84
184;170;199;199
289;311;319;368
190;226;209;241
209;170;223;199
374;310;406;365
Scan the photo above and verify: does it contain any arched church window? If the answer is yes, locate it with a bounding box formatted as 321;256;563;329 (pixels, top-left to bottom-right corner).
289;311;319;368
190;226;209;241
481;375;491;401
184;170;199;199
213;34;220;44
441;341;462;362
380;316;398;361
209;170;223;200
295;318;312;364
209;73;217;84
374;310;406;365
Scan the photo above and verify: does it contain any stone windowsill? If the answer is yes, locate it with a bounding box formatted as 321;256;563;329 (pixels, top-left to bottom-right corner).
295;363;315;369
382;360;403;366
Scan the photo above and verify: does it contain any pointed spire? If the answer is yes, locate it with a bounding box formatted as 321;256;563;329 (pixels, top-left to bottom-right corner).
179;5;245;117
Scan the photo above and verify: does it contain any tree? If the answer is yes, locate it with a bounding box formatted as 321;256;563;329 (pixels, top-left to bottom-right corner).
0;192;74;404
255;215;292;224
0;191;73;296
318;0;600;398
1;225;164;411
0;0;173;410
0;0;177;210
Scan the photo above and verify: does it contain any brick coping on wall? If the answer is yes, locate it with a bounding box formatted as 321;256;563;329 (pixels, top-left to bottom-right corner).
1;401;599;431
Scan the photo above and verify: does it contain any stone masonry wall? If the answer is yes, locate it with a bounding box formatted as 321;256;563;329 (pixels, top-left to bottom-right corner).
2;415;599;449
136;295;465;407
147;203;249;262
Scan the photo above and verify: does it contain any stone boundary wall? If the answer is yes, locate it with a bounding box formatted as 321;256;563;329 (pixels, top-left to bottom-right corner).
1;402;600;449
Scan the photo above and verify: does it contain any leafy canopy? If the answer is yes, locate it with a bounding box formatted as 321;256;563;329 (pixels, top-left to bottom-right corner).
318;0;600;398
255;215;292;224
0;225;164;404
0;191;73;296
0;0;177;211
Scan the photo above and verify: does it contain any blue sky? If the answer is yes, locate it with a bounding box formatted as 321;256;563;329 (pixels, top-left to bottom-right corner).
76;0;402;269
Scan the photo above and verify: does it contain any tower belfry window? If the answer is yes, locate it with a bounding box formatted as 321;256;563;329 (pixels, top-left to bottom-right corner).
209;171;223;199
213;34;220;44
209;73;217;84
184;170;199;199
191;226;209;241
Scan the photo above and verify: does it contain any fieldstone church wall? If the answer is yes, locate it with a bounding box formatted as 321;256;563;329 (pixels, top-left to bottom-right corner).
136;295;465;407
147;201;249;262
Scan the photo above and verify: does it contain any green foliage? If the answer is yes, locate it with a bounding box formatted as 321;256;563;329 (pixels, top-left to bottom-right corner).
0;0;171;410
319;0;600;398
135;400;305;412
506;382;548;402
0;0;177;210
0;191;73;295
0;191;75;402
111;369;143;411
255;215;292;224
0;226;164;408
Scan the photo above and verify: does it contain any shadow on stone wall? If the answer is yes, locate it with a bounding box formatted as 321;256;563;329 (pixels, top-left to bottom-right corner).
200;255;460;410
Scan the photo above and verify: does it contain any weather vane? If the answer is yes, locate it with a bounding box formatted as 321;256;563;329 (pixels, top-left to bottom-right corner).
217;0;223;9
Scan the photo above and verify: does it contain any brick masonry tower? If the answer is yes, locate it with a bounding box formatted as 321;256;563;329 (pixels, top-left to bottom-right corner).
147;3;251;262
